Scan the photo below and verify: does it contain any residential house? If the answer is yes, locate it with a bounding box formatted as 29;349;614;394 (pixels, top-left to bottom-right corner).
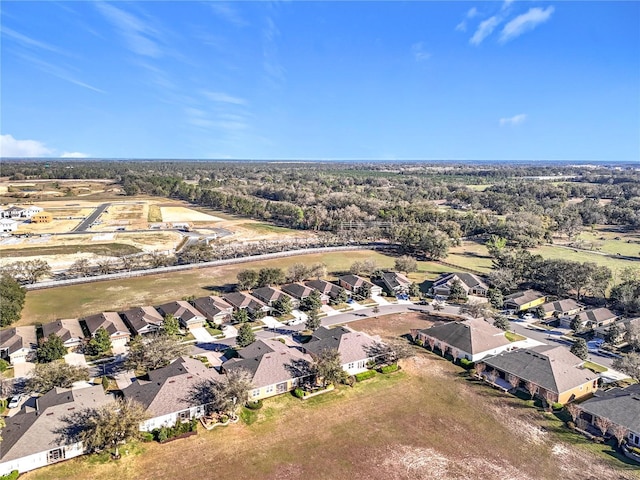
479;345;598;404
382;272;412;295
0;326;37;364
250;286;292;309
191;296;233;325
280;283;315;307
0;385;112;476
30;212;52;223
223;292;269;315
157;301;206;330
540;299;584;321
223;339;313;400
82;312;131;349
414;318;513;362
2;206;25;219
304;279;344;303
577;384;640;448
431;273;489;297
503;290;547;312
562;307;618;330
337;274;383;297
0;218;18;233
598;317;640;343
122;356;221;432
303;326;381;375
23;206;43;218
41;319;85;349
120;306;164;336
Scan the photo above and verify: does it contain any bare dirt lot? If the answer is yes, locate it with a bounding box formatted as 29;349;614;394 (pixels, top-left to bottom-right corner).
159;206;224;222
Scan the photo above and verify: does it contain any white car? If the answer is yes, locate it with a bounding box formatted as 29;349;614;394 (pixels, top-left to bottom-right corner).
522;313;535;320
8;394;23;409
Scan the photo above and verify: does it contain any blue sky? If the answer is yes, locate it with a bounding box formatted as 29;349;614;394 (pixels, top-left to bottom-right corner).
1;1;638;161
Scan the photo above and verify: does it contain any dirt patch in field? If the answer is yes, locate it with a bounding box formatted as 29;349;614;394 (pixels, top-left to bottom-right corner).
160;206;223;222
350;312;438;338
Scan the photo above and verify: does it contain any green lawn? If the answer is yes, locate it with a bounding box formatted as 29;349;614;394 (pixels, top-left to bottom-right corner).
573;226;640;258
505;331;527;342
241;222;299;234
532;244;639;273
583;361;608;373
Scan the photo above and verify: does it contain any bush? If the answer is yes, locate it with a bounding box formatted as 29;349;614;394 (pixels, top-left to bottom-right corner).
0;471;19;480
567;421;576;430
355;370;377;382
157;427;169;442
246;399;263;410
293;387;305;398
0;358;9;372
459;358;474;369
414;339;424;347
552;402;563;411
141;431;155;442
380;364;399;374
101;376;109;389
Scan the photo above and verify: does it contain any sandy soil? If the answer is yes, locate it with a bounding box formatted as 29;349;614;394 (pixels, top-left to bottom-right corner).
160;206;224;222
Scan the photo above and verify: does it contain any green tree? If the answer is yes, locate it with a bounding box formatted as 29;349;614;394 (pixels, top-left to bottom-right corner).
305;308;322;331
37;334;67;363
330;288;349;306
487;288;504;309
493;316;511;331
223;368;254;416
56;398;148;459
485;235;507;258
236;323;256;348
605;323;622;345
272;296;293;316
87;327;112;357
394;256;417;274
313;348;347;387
124;334;189;373
162;314;181;336
408;282;421;298
232;309;249;324
300;289;323;312
448;279;468;302
287;263;309;282
570;338;589;361
613;352;640;381
356;283;372;300
570;315;582;332
257;267;285;287
236;269;259;290
0;275;26;327
27;362;90;393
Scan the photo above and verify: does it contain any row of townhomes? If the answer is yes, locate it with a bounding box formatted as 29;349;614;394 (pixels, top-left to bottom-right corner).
0;325;382;475
0;273;399;366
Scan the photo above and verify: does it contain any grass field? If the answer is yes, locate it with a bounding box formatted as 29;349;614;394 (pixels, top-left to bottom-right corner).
532;245;639;272
241;222;299;234
147;205;162;222
24;349;637;480
1;243;142;258
572;226;640;258
20;250;462;324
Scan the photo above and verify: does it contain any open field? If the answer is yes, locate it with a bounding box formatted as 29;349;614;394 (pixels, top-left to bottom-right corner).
570;226;640;258
0;179;120;199
532;245;639;272
24;349;637;480
0;243;141;258
159;206;224;223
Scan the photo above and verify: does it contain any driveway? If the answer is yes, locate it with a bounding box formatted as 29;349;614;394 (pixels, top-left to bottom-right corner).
262;316;286;329
372;295;391;306
64;352;88;367
320;304;340;316
190;327;215;343
12;361;35;379
290;310;308;325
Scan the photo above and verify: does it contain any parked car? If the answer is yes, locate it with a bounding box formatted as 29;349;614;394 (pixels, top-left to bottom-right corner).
8;394;23;409
522;313;535;320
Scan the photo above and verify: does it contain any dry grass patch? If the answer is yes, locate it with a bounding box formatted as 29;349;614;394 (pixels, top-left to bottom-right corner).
160;207;223;222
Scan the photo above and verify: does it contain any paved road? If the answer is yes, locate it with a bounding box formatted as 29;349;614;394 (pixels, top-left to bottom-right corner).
72;203;110;232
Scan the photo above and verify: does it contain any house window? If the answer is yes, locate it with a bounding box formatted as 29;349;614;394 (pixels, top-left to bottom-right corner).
178;410;191;421
348;363;355;370
358;360;366;369
266;385;274;394
276;382;288;393
252;389;260;397
48;448;65;463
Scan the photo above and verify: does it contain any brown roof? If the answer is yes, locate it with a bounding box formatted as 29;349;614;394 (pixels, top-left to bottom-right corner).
418;319;510;355
191;296;233;320
0;326;37;355
304;326;380;365
504;289;546;307
541;299;582;315
577;308;617;324
42;319;85;344
120;306;164;335
223;292;266;311
83;312;130;338
157;301;204;323
305;279;343;297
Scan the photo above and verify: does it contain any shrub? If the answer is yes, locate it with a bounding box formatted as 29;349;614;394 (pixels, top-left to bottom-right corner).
380;364;399;374
293;387;305;398
0;471;19;480
220;414;229;423
246;399;263;410
414;339;424;347
459;358;474;369
355;370;377;382
141;432;155;442
157;427;169;443
0;358;9;372
101;376;109;389
552;402;563;411
567;421;576;430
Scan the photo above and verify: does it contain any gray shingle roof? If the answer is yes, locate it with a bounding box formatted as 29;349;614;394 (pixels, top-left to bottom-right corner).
191;296;232;320
120;306;164;335
433;273;488;292
42;319;85;345
304;279;343;298
481;345;598;395
576;308;617;324
0;326;37;356
338;274;367;288
157;301;204;323
281;283;314;300
304;326;379;364
382;272;411;290
504;289;546;307
418;319;510;355
223;292;266;311
579;384;640;434
0;386;111;463
251;287;290;304
541;299;582;315
83;312;131;338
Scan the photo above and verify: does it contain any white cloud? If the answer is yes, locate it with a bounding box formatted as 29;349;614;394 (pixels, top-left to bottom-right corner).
201;91;247;105
411;42;431;62
2;27;68;55
467;7;479;18
95;2;162;57
455;21;467;32
209;3;247;27
500;7;555;43
16;53;105;93
61;151;90;158
470;16;501;45
0;134;53;157
499;113;527;126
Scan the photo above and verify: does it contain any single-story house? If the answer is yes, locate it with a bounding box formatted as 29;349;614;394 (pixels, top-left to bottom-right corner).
0;218;18;233
250;286;292;308
0;385;112;476
41;319;85;349
122;356;221;432
0;326;37;364
120;306;165;336
191;296;233;325
597;317;640;343
431;273;489;297
337;274;383;297
280;283;315;305
503;290;547;312
414;318;512;362
30;212;52;223
303;326;381;375
157;301;206;330
479;345;598;404
382;272;412;295
562;307;618;330
223;339;313;400
82;312;131;349
223;292;269;314
304;279;343;303
577;384;640;448
540;299;584;320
